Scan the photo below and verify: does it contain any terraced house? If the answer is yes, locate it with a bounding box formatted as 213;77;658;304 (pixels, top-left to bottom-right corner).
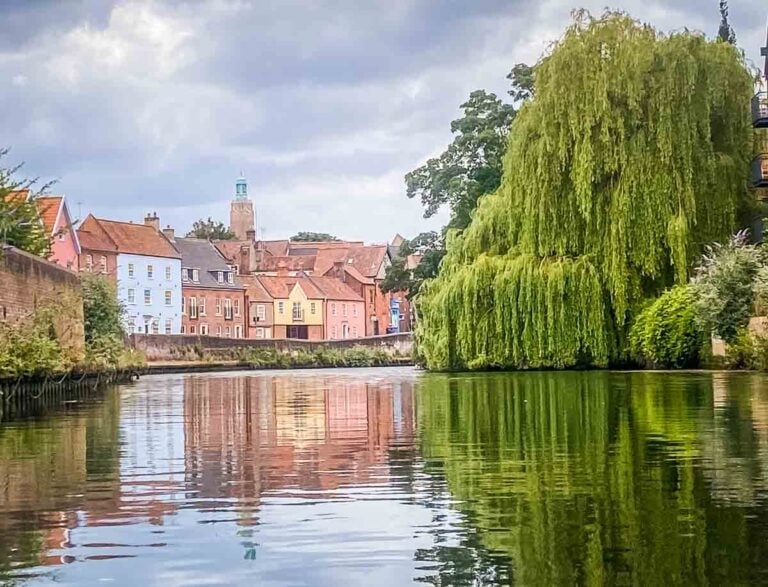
77;213;182;335
171;235;246;338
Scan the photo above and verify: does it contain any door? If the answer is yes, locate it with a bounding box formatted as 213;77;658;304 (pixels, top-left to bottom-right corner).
341;323;349;339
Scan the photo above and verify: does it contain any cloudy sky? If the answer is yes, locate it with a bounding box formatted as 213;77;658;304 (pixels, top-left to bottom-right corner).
1;0;766;243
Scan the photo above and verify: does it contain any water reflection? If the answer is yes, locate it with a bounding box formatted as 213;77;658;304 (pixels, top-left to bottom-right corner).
1;369;768;585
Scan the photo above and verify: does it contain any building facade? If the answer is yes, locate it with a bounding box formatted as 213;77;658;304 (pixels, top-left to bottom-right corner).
34;196;81;271
172;237;246;338
257;276;325;340
77;214;182;335
229;175;255;241
240;275;274;339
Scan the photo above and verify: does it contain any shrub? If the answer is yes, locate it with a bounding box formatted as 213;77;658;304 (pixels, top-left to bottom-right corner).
691;232;764;342
629;285;705;368
82;274;125;344
0;312;67;377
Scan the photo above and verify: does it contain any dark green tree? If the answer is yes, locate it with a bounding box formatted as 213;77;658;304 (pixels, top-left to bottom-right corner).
406;90;516;231
186;217;235;240
0;149;51;258
718;0;736;44
507;63;535;101
289;232;339;242
381;231;445;299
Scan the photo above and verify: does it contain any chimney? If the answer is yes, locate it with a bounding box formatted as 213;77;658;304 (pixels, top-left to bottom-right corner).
144;211;160;232
162;225;175;240
246;229;256;242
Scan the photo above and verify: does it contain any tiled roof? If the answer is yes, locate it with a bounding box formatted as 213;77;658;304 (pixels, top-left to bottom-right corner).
309;276;363;301
342;264;374;285
314;248;349;275
346;245;387;278
174;238;243;290
259;239;290;257
257;255;316;272
239;275;273;302
3;189;30;203
77;215;117;252
256;275;325;299
213;240;247;263
35;196;63;236
77;215;180;258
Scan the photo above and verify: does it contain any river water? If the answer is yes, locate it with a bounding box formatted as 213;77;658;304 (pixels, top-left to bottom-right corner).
2;368;768;585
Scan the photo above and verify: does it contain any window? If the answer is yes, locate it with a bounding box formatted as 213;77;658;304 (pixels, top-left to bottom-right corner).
256;304;266;320
353;305;358;317
182;296;186;315
216;298;223;316
217;271;224;283
199;297;206;316
225;326;231;337
234;298;240;316
86;254;93;271
342;303;347;317
164;319;172;334
256;327;264;339
332;325;337;339
216;325;222;337
164;290;172;306
189;296;198;319
100;256;107;273
235;325;242;338
190;325;196;334
151;320;159;334
181;325;186;334
127;318;135;334
278;301;285;314
144;289;151;305
128;263;135;278
165;266;171;280
192;269;199;282
127;289;135;304
353;326;358;338
292;302;303;321
182;268;189;282
310;302;316;315
147;264;154;279
227;272;234;284
224;298;232;320
200;324;209;335
369;290;374;303
331;303;337;316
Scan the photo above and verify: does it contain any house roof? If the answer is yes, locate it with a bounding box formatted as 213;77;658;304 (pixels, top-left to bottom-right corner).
35;195;82;254
256;275;325;299
77;215;180;258
257;254;316;272
258;239;290;257
309;276;364;302
345;245;387;278
213;240;247;263
314;248;348;275
3;189;30;203
173;238;243;290
341;264;374;285
239;275;273;302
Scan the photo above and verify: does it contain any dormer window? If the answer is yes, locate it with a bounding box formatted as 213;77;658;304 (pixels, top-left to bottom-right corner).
217;271;224;283
192;269;200;282
182;268;189;282
227;272;234;284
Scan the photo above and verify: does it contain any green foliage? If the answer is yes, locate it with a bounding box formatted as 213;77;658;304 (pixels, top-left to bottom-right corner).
82;274;125;344
0;149;51;258
186;217;235;240
289;232;339;242
629;285;705;368
234;345;395;369
418;11;754;371
506;63;535;102
381;231;444;299
0;310;67;377
691;232;763;342
406;90;516;230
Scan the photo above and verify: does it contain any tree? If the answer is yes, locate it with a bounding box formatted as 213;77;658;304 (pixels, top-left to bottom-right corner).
406;90;516;231
0;149;51;258
290;232;339;242
417;11;754;371
186;217;235;240
381;231;445;299
507;63;535;102
718;0;736;45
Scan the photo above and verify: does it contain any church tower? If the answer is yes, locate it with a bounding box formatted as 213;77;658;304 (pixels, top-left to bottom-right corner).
229;174;255;241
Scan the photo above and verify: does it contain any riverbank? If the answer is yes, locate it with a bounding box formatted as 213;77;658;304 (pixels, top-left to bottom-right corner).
141;356;414;375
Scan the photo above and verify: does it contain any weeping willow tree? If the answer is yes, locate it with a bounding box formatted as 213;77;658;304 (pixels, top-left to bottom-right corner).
417;11;755;370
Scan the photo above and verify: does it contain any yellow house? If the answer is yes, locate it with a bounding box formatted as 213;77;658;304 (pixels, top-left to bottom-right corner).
257;276;324;339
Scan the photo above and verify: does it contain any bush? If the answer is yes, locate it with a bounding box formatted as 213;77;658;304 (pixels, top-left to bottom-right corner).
629;285;705;368
691;232;764;342
723;329;768;371
0;311;68;377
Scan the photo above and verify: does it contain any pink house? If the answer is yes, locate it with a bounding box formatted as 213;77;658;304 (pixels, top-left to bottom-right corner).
310;276;366;339
36;196;81;271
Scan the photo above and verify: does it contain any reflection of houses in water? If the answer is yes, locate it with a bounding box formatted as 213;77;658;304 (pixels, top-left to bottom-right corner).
183;375;415;501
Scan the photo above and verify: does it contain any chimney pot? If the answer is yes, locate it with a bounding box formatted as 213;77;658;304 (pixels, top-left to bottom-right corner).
144;212;160;231
162;226;175;240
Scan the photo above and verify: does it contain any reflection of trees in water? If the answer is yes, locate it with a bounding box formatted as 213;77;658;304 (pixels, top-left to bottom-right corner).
0;389;121;578
416;372;768;585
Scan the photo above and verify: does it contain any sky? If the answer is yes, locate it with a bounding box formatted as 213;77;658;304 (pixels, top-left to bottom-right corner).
1;0;766;243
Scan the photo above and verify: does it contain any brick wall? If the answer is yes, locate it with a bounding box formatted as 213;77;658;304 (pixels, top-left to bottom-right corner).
0;246;85;357
130;332;413;362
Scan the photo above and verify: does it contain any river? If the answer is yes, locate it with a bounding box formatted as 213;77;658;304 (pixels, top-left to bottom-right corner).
1;368;768;585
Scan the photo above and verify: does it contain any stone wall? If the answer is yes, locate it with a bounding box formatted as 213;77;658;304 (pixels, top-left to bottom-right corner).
0;246;85;357
130;332;413;362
